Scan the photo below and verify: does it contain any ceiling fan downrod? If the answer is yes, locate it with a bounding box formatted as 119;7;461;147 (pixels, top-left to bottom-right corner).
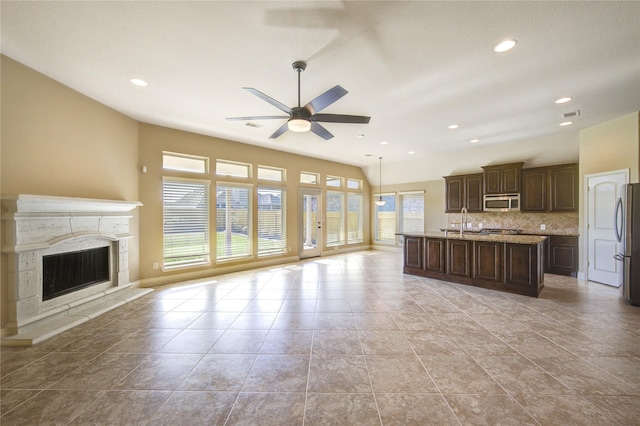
292;61;306;108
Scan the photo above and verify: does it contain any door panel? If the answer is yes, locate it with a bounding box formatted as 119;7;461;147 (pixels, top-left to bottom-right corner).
299;189;322;259
587;171;627;286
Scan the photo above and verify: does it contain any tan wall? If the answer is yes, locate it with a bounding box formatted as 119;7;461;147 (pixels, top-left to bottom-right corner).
578;111;640;275
0;55;140;329
138;123;371;285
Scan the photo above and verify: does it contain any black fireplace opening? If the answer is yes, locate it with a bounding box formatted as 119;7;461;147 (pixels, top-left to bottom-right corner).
43;246;110;301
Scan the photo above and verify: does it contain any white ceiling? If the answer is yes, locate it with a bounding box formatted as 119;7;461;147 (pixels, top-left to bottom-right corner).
2;1;639;185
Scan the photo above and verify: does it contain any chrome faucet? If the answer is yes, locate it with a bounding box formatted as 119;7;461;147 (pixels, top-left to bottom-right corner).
460;207;468;237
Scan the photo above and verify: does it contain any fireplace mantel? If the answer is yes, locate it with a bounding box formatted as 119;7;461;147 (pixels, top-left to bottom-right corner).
1;194;150;346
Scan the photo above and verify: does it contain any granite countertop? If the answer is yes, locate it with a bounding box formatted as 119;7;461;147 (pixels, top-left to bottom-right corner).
401;231;546;245
520;230;579;237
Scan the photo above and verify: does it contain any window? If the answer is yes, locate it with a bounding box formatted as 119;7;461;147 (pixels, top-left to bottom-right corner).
162;178;210;268
163;152;208;173
347;179;362;190
326;191;345;246
216;160;250;178
258;187;286;256
326;175;343;188
400;192;425;234
216;184;252;260
374;194;396;243
347;193;363;244
258;165;285;182
300;172;319;185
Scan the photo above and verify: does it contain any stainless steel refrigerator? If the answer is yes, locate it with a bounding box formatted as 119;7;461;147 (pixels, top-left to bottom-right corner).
614;183;640;305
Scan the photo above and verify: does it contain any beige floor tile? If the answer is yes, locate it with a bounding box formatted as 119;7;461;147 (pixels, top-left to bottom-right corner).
225;392;305;425
51;352;148;390
113;353;202;390
376;393;459;425
420;355;504;394
208;329;268;353
366;355;438;393
358;330;414;355
474;355;573;396
445;393;538;425
404;330;467;356
158;328;223;353
147;391;237;426
354;312;400;330
67;390;171;425
241;354;309;392
308;354;371;393
516;394;620;426
178;353;256;391
0;389;104;425
304;393;379;426
312;329;363;355
260;329;313;354
582;394;640;425
271;312;316;329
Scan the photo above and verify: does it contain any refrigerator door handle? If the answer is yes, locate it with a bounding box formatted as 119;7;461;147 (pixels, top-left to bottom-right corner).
614;197;623;243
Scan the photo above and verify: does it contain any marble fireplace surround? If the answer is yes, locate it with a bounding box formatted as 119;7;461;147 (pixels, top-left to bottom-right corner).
1;194;152;346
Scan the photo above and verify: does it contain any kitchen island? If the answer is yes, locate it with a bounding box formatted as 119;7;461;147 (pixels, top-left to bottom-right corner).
401;231;546;297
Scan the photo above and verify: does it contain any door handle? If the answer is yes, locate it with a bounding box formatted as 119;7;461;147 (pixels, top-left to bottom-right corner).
613;253;625;261
614;197;623;243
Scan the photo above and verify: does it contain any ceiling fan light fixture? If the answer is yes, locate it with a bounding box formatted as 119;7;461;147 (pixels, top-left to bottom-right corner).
288;118;311;132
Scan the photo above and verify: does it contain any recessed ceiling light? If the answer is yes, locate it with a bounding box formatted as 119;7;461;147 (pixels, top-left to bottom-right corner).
494;39;517;53
559;121;573;126
130;78;148;87
357;134;365;138
555;97;572;104
380;141;388;145
408;151;415;155
448;124;459;130
470;139;479;143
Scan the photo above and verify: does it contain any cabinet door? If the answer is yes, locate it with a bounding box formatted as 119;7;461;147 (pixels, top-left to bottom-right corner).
444;176;464;212
501;164;522;193
424;238;446;274
464;173;484;212
549;163;578;211
404;236;423;270
547;236;578;276
474;241;503;283
447;239;473;282
483;167;502;194
521;167;548;212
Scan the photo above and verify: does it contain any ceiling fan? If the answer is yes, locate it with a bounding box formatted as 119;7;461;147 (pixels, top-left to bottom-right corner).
226;60;370;140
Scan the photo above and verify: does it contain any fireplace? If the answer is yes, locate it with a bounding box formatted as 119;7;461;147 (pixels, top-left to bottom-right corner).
1;194;150;345
43;246;110;301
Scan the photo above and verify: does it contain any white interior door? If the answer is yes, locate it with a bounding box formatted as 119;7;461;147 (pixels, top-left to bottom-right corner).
299;189;322;259
587;170;628;286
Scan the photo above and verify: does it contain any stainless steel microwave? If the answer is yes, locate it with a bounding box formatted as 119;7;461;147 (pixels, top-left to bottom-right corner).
483;194;520;212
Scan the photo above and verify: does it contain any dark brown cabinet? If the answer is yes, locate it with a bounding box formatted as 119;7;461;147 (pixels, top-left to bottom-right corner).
546;235;578;276
521;163;578;212
549;163;578;211
482;163;523;195
521;167;548;212
447;239;473;284
474;241;502;284
424;238;446;276
444;173;483;213
402;235;545;297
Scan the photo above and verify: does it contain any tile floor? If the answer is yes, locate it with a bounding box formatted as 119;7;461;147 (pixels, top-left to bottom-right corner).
1;250;639;425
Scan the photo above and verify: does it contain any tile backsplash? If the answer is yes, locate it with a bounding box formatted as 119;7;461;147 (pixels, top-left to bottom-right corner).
446;212;579;235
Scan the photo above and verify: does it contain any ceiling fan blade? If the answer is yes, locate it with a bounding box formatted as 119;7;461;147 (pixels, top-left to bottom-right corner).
243;87;292;114
311;114;371;124
226;116;289;121
310;122;334;140
269;122;290;139
305;85;348;115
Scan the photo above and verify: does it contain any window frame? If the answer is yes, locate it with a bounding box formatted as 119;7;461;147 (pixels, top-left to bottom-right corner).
215;182;253;262
216;159;251;179
162;151;209;174
257;186;287;257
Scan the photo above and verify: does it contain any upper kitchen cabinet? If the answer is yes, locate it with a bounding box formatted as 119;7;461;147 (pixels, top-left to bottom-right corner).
549;163;579;211
521;167;548;212
444;173;483;213
482;162;523;194
521;163;578;212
